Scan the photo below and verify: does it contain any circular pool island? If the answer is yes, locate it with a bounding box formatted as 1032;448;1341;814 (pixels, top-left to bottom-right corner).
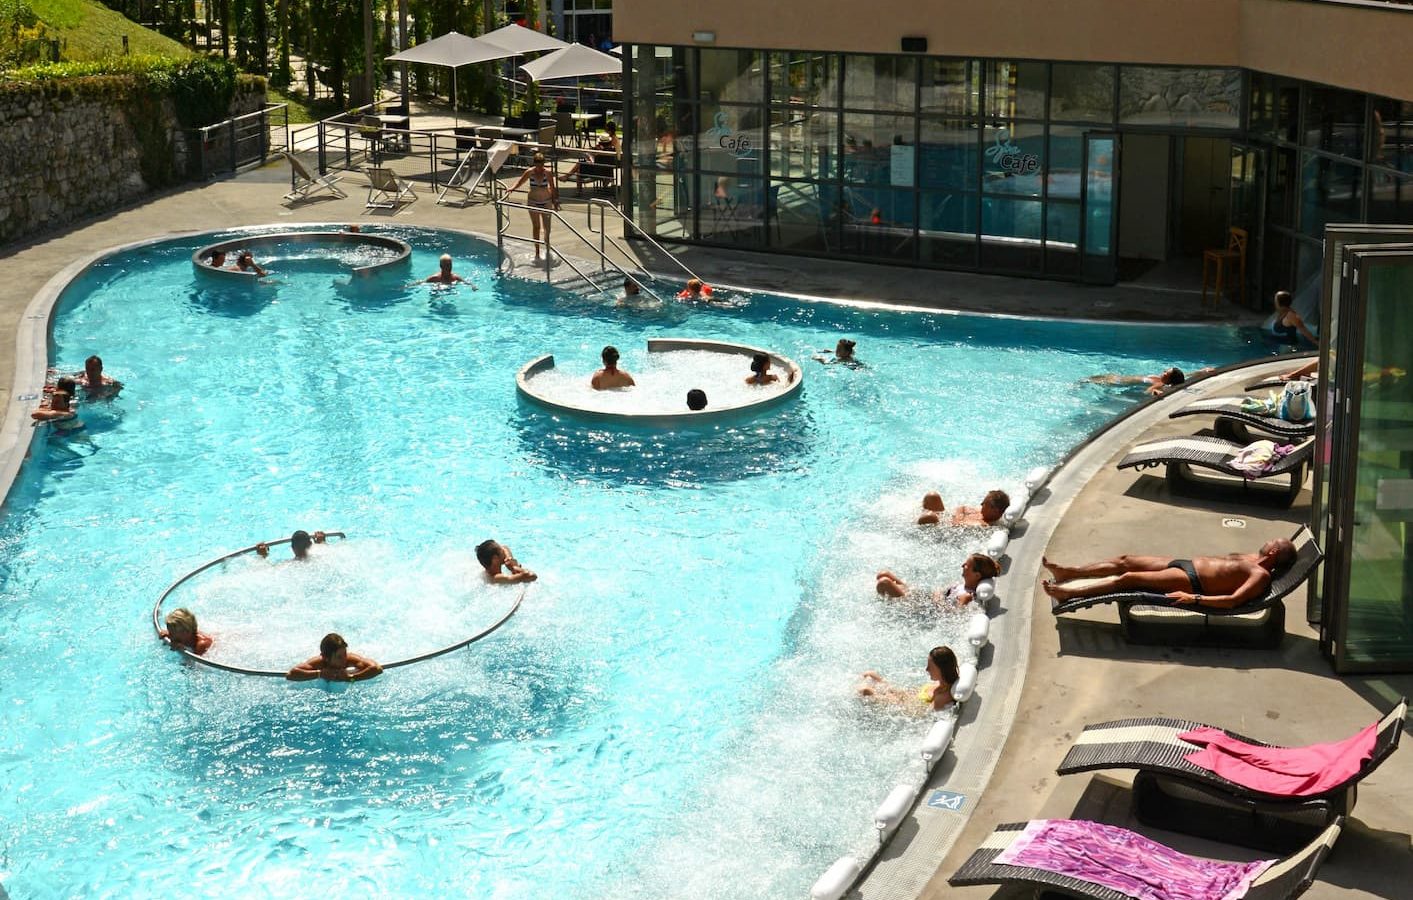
191;229;412;279
516;338;803;424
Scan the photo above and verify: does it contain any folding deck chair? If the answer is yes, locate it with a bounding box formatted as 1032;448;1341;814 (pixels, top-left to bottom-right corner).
1169;396;1315;442
1056;699;1405;852
282;151;346;203
1117;435;1314;508
949;818;1342;899
1049;526;1322;647
365;166;418;210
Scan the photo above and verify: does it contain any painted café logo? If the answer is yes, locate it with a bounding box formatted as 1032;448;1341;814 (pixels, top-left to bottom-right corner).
706;111;754;159
985;128;1040;176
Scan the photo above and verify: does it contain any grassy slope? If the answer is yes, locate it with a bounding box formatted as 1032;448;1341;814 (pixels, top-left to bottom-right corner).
29;0;190;61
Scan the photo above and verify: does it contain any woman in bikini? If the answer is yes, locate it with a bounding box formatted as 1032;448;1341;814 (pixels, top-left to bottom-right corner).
857;645;960;713
1271;290;1317;345
508;152;561;263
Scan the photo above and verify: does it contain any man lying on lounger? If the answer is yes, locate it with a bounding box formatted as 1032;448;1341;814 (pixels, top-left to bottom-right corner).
1040;538;1297;609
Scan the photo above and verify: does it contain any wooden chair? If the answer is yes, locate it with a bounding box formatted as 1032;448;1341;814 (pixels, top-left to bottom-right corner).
1202;226;1248;307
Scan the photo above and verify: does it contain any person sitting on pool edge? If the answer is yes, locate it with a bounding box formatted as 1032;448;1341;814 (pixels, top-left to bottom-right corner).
256;529;327;559
286;632;383;682
76;355;122;401
687;388;708;411
160;607;213;655
205;249;227;268
857;645;959;713
591;345;636;391
476;539;538;584
425;253;470;286
951;490;1010;527
235;250;268;277
1040;538;1297;610
876;554;999;606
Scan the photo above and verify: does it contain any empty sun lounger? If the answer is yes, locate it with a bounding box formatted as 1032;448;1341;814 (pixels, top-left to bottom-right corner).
1117;435;1314;507
365;166;418;210
1050;526;1322;648
282;151;347;203
1057;699;1404;852
949;818;1342;900
1169;396;1315;442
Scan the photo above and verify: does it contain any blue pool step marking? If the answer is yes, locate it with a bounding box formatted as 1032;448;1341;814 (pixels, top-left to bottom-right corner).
927;790;966;811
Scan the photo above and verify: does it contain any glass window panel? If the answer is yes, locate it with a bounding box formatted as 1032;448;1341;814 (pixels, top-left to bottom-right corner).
1371;97;1413;174
1046;201;1081;276
633;168;695;241
843;113;915;186
770;108;837;181
698;103;765;176
1119;66;1241;129
983;60;1046;120
697;48;764;105
1300;153;1363;237
1047;126;1084;201
920;59;975;117
772;179;837;252
632;45;690;97
1247;73;1299;143
768;52;839;108
1267;147;1298;229
1084;135;1117;259
843;55;916;111
982;122;1044;197
919;117;978;191
1369;171;1413;225
839;187;916;260
1049;64;1114;123
1343;255;1413;666
701;175;767;246
920;191;978;266
981;196;1042;271
638;100;694;173
1302;86;1364;158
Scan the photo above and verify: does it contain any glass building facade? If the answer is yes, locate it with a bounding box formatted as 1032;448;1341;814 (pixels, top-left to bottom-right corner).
623;46;1413;293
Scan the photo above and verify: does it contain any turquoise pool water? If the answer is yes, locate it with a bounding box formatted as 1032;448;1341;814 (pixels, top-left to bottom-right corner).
0;226;1265;898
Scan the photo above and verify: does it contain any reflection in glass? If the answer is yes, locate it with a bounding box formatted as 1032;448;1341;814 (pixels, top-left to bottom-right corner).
1369;171;1413;225
1119;66;1241;129
771;180;834;252
701;175;767;246
1046;202;1080;276
1050;64;1115;123
982;197;1042;271
697;48;764;104
843;113;915;185
770;108;837;180
1248;72;1299;143
1371;97;1413;174
843;55;916;111
920;59;976;117
768;52;839;108
983;60;1047;120
632;44;690;94
838;187;915;259
698;103;765;176
1047;126;1084;201
633;169;694;241
982;122;1044;198
920;191;977;266
919;118;978;191
1300;153;1363;237
1302;86;1365;158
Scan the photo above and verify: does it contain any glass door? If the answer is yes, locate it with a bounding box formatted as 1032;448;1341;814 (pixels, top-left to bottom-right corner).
1331;246;1413;672
1080;131;1118;284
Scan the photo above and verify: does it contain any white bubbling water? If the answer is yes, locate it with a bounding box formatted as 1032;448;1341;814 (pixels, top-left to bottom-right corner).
525;349;794;414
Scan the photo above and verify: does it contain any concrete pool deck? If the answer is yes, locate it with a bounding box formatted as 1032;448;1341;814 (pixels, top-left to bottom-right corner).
0;165;1383;898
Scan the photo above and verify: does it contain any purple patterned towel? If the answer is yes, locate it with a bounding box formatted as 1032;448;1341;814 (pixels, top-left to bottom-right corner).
994;819;1273;900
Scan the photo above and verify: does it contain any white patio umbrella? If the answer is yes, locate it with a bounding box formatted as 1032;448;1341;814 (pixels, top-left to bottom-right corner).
479;23;570;55
519;43;623;111
386;31;514;122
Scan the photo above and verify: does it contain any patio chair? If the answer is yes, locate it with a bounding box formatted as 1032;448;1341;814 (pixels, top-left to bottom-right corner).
1116;435;1314;508
282;152;346;203
1169;396;1315;442
1050;526;1322;648
365;166;417;210
1056;699;1405;852
949;818;1342;899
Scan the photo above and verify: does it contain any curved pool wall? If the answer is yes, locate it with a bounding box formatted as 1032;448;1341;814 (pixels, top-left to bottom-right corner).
516;338;803;424
0;224;1270;898
191;229;413;278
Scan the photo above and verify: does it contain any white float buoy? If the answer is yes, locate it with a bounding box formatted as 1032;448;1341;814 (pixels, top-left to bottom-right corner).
920;718;955;768
953;663;979;702
1025;466;1049;491
985;531;1009;559
967;612;990;649
973;578;996;607
810;856;862;900
874;783;918;841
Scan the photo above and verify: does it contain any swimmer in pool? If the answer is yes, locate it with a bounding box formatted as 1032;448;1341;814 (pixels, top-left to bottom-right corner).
205;249;227;268
75;355;122;401
746;352;794;386
952;490;1010;527
160;607;213;655
814;338;861;366
235;250;268;277
857;645;959;713
917;491;946;525
31;390;80;429
425;253;470;286
256;529;327;559
591;345;636;390
875;554;999;606
476;539;537;584
286;632;383;682
687;388;708;411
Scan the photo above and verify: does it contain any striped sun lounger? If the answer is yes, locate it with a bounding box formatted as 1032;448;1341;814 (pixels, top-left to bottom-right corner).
1169;396;1315;441
1117;435;1314;507
1055;700;1405;851
949;819;1342;899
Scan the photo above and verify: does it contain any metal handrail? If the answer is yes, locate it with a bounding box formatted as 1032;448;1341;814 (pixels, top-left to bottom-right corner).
495;197;666;304
586;198;702;285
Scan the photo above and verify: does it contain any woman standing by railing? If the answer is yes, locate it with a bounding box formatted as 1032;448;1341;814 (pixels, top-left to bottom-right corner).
507;152;561;263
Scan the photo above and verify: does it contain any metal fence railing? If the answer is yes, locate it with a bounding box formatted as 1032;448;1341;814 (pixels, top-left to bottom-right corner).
181;103;290;179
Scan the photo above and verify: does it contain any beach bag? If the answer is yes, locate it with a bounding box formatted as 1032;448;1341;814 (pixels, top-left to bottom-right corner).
1278;379;1314;422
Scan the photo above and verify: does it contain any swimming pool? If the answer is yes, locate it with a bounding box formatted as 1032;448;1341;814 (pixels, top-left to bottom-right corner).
0;226;1264;898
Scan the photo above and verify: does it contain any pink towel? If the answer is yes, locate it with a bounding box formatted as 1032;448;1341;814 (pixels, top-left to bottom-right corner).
1179;721;1378;797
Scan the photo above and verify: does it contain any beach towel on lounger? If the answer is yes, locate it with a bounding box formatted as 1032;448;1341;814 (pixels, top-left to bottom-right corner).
1179;722;1378;797
994;819;1272;900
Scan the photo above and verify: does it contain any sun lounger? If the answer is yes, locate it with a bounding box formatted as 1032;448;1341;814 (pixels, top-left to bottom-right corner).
1117;435;1314;507
1245;375;1312;393
1056;699;1404;852
1050;526;1321;647
365;166;418;209
282;151;346;203
1169;396;1315;441
949;818;1342;899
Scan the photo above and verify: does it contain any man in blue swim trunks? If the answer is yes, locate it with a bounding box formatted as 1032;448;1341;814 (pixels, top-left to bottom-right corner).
1040;538;1297;610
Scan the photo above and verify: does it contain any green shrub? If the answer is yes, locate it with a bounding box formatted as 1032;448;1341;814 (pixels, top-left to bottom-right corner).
4;54;239;126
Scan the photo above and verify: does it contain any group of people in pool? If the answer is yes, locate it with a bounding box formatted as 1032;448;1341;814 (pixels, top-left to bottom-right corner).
203;249;269;277
32;355;122;431
588;345;799;408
